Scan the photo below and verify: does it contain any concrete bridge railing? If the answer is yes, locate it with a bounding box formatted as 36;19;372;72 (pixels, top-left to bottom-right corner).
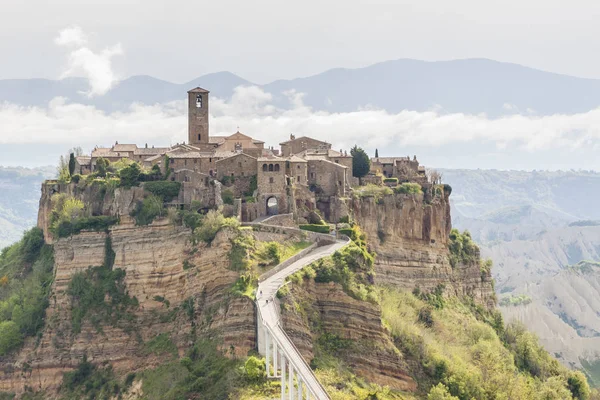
256;236;349;400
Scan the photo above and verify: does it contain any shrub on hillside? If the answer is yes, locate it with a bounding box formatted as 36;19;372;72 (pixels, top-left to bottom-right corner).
118;162;141;188
143;181;182;202
394;182;422;195
132;195;164;226
448;229;478;268
55;216;119;238
194;210;239;244
222;189;234;205
299;224;330;234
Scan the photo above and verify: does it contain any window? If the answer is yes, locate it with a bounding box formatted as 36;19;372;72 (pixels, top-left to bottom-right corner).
274;164;280;172
269;164;274;172
238;162;242;167
297;175;301;182
269;177;274;183
198;134;201;141
297;165;300;169
196;94;202;108
209;158;212;163
184;160;187;166
262;164;268;172
170;159;174;164
335;160;339;164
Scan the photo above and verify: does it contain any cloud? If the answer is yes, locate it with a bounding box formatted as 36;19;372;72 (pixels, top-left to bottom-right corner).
3;85;600;170
55;26;123;97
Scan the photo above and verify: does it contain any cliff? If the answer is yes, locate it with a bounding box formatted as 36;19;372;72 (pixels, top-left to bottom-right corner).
351;191;495;307
0;219;255;396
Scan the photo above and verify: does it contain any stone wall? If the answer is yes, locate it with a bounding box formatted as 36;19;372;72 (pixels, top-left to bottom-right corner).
307;159;346;197
215;153;257;180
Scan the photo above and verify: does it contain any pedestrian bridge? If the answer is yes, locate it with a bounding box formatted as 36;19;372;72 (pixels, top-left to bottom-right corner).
256;237;349;400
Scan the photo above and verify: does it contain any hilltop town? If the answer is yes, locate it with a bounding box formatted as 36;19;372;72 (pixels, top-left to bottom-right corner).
73;87;429;223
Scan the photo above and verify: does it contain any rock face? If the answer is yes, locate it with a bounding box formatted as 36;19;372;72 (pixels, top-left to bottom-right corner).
0;219;255;397
352;192;495;307
281;280;417;391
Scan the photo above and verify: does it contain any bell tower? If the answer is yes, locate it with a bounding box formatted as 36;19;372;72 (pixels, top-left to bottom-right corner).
188;87;210;148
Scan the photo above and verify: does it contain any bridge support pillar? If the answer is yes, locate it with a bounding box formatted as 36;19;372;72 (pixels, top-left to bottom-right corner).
288;361;294;400
273;342;278;377
265;331;271;378
281;353;286;399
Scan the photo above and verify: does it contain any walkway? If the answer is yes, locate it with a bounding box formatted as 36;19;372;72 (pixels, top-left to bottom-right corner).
256;238;349;400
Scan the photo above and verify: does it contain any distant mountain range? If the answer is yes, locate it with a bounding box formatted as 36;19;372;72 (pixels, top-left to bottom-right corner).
4;58;600;116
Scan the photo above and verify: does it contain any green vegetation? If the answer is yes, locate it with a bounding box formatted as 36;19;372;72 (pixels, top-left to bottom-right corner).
118;162;141;188
144;333;178;357
448;229;478;268
299;224;331;234
193;210;240;244
49;193;118;238
60;355;126;400
222;189;234;205
384;177;399;184
143;181;182;202
131;195;164;226
138;339;242;400
500;294;533;307
0;228;54;355
54;216;119;238
67;237;138;334
350;145;371;182
381;288;591;400
353;184;393;200
569;260;600;274
395;182;422;195
305;225;377;303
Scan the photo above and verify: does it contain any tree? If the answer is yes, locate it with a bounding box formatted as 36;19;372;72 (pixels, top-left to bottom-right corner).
375;148;379;158
427;168;443;185
95;157;109;178
57;147;83;183
119;162;141;188
68;153;76;177
350;145;371;184
0;320;22;355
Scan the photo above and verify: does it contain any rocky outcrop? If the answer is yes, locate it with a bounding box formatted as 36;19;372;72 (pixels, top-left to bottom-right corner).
281;280;417;392
352;192;495;307
0;219;255;397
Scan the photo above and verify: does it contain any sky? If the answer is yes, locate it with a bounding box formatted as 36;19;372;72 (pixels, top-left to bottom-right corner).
2;0;600;84
2;0;600;171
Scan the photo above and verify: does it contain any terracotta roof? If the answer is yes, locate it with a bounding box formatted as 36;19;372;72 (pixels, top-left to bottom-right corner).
75;156;91;164
215;152;257;163
257;155;283;162
227;131;253;140
91;148;119;158
112;144;138;152
253;140;265;144
372;157;409;164
287;155;308;163
209;136;227;144
213;151;238;159
279;135;330;146
166;151;214;159
306;158;347;169
144;154;163;162
134;147;170;155
187;87;210;93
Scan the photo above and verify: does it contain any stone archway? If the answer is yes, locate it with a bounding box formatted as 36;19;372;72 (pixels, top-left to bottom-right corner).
266;196;279;216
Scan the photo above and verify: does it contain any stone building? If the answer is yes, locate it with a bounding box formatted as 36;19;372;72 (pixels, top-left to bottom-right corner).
210;131;265;158
76;86;431;223
215;152;258;180
279;135;331;157
257;156;288;216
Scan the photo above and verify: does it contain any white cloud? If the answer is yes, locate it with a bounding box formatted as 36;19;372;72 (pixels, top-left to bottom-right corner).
55;26;123;97
3;86;600;169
